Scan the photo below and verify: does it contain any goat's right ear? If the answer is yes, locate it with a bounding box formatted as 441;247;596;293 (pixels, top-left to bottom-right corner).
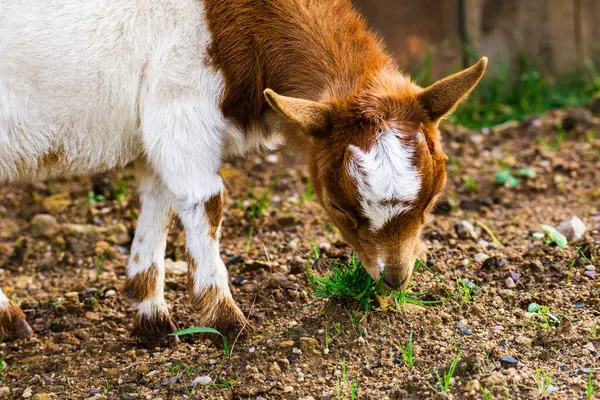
264;89;332;137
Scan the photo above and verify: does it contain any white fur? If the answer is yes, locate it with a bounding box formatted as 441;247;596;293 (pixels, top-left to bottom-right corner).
348;129;421;231
0;288;9;310
127;174;171;318
0;0;278;184
174;184;232;301
0;0;263;329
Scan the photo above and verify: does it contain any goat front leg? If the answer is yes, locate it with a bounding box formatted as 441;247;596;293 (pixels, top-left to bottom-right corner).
141;84;248;338
0;288;32;341
124;173;177;346
174;180;248;337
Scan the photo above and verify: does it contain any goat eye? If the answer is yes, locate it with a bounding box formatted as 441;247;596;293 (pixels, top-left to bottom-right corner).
330;202;359;230
330;202;346;214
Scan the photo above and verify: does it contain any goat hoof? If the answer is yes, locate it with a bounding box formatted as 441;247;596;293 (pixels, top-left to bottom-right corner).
191;291;253;340
132;312;179;348
0;303;33;341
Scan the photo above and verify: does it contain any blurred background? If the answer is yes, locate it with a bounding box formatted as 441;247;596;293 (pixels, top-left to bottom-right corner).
353;0;600;129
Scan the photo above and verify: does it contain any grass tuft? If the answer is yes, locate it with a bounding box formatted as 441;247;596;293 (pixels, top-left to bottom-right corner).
433;351;461;393
400;332;415;369
534;367;553;396
305;253;454;312
588;366;597;399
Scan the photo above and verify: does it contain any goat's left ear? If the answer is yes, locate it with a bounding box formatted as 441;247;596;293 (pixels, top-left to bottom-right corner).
419;57;487;122
264;89;332;137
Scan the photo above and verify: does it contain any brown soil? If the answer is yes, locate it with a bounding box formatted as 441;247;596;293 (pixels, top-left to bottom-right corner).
0;108;599;399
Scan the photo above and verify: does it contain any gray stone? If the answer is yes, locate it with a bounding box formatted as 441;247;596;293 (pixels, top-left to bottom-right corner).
504;277;516;288
474;253;489;263
499;356;518;367
190;376;212;387
556;216;586;240
455;220;478;240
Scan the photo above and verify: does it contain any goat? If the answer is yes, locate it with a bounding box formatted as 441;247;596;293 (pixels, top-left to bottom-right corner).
0;0;486;345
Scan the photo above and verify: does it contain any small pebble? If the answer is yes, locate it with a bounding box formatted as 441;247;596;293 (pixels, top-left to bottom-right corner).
161;376;179;386
190;376;212;387
585;265;595;271
318;242;332;251
455;322;464;329
393;357;402;365
233;275;246;285
292;348;302;354
249;346;256;353
584;271;596;280
504;277;516;288
379;337;386;343
462;328;473;336
22;387;33;398
556;216;586;240
545;385;559;394
104;289;116;298
265;154;280;164
209;359;218;365
499;356;518;367
477;239;490;248
225;255;243;266
474;253;489;263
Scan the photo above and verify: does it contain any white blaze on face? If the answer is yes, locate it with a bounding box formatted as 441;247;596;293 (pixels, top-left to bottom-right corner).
347;129;421;231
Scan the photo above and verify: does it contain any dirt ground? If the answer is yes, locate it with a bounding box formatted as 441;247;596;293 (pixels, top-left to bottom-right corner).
0;107;599;400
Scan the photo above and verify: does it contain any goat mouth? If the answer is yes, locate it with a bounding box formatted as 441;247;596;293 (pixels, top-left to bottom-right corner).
382;276;400;290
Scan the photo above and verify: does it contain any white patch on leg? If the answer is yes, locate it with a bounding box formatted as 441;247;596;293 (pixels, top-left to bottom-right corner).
175;186;232;300
347;129;421;231
135;297;169;318
127;173;172;322
127;175;172;278
0;288;10;310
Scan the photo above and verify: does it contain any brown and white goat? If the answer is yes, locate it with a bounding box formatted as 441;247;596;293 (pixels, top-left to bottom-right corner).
0;0;486;344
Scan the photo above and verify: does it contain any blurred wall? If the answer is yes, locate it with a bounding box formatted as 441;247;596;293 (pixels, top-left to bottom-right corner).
353;0;600;78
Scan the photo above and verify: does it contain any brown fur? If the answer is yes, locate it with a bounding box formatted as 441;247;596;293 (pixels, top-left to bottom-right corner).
186;250;197;297
189;286;250;338
204;0;485;288
204;0;392;127
0;302;33;341
123;264;158;302
204;193;223;240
